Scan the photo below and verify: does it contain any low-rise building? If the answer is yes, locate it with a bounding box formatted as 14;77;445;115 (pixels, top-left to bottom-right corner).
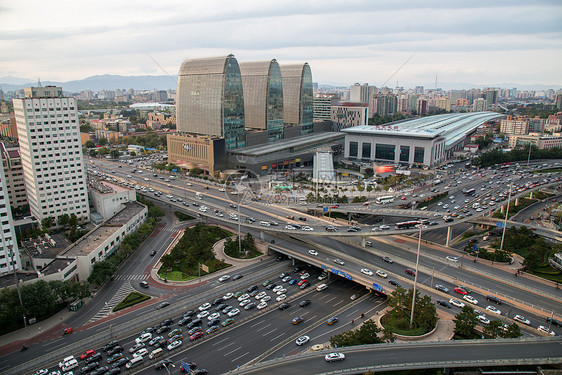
88;179;137;221
509;133;562;149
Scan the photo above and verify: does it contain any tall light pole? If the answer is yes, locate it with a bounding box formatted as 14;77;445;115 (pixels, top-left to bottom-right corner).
526;144;532;167
410;224;422;329
499;184;513;254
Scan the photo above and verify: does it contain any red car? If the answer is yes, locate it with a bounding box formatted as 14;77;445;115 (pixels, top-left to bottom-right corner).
80;350;96;360
401;196;407;200
454;287;468;295
298;279;308;286
190;332;204;341
63;327;73;335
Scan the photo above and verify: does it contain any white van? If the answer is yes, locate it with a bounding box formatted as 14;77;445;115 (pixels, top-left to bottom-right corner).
316;283;328;291
149;348;163;360
59;355;76;368
169;176;175;180
125;356;144;370
61;358;78;372
259;221;270;226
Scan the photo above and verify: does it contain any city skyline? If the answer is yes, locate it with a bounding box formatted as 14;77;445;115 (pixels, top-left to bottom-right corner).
1;0;561;88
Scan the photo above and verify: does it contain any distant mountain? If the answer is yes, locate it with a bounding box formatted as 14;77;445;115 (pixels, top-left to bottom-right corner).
0;74;178;93
1;74;560;93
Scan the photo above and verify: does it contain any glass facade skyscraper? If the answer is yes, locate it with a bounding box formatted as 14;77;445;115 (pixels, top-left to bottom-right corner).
280;63;314;135
239;60;284;142
176;55;245;150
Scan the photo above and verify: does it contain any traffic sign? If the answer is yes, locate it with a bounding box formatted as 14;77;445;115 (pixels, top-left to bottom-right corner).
372;282;383;293
496;222;505;228
323;206;329;213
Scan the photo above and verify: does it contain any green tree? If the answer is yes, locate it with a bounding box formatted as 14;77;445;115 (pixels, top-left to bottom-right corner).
453;306;478;338
58;214;70;227
84;140;96;148
483;320;503;338
501;322;522;338
98;138;108;146
87;260;117;286
41;217;54;230
110;150;120;159
80;124;94;133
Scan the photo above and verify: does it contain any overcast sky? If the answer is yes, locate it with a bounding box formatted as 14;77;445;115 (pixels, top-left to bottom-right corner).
1;0;561;88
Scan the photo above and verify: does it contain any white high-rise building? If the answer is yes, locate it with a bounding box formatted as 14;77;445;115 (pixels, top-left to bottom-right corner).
13;86;90;226
0;160;20;275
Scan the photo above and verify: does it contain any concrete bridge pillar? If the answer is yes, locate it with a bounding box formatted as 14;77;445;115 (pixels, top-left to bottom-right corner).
500;205;505;213
529;191;533;199
361;236;366;248
260;231;265;242
292;258;296;266
515;197;519;206
446;226;452;247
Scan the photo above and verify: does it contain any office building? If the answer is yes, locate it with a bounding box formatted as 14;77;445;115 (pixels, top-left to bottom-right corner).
350;83;369;103
176;55;246;150
374;94;397;117
500;116;530;135
0;153;21;276
280;63;314;134
472;98;486;112
313;97;333;121
0;143;27;208
416;98;428;115
556;94;562;110
12;86;90;226
509;133;562;149
239;60;284;142
331;103;368;131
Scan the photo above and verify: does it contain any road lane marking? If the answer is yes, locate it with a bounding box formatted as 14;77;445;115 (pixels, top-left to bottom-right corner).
262;328;278;336
217;342;237;352
231;351;249;362
333;300;345;307
345;308;359;317
223;346;242;356
250;320;266;328
212;337;230;346
325;297;337;304
256;324;271;332
270;332;285;341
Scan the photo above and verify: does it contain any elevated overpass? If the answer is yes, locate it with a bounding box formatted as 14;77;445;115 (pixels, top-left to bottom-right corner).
231;338;562;374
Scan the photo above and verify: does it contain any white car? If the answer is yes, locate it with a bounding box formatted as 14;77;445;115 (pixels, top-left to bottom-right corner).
325;352;345;362
446;256;459;262
257;302;268;310
308;250;318;256
239;299;251;307
295;335;310;346
282;276;291;283
514;314;530;325
237;293;250;302
463;295;478;305
133;348;148;358
449;298;465;308
333;258;344;265
219;188;225;192
218;275;230;282
129;342;145;353
227;308;240;317
260;295;271;303
223;292;234;300
361;268;373;276
318;274;327;281
255;291;267;300
207;312;220;321
276;288;287;295
477;315;490;325
376;270;387;278
276;294;287;302
486;305;502;315
300;273;310;280
537;325;556;336
301;226;313;231
285;225;296;230
167;340;182;351
272;286;284;293
197;310;210;319
379;225;390;230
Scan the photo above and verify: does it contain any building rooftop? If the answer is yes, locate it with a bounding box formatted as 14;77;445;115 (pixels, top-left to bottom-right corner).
22;233;72;260
62;201;145;258
229;132;344;157
343;112;504;146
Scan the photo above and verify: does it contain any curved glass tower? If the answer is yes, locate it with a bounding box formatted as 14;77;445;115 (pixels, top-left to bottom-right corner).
239;59;284;142
280;63;313;135
176;54;245;150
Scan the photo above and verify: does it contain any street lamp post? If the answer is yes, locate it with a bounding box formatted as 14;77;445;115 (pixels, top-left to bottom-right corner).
409;224;422;329
499;184;513;254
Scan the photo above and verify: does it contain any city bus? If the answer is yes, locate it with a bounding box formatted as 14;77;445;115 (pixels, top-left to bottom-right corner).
394;221;420;230
375;196;394;204
463;188;476;196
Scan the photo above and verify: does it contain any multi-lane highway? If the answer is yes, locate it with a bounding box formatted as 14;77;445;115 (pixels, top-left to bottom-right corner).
8;156;562;375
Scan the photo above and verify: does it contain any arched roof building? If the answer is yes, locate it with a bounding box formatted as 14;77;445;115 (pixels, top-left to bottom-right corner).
280;63;314;135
